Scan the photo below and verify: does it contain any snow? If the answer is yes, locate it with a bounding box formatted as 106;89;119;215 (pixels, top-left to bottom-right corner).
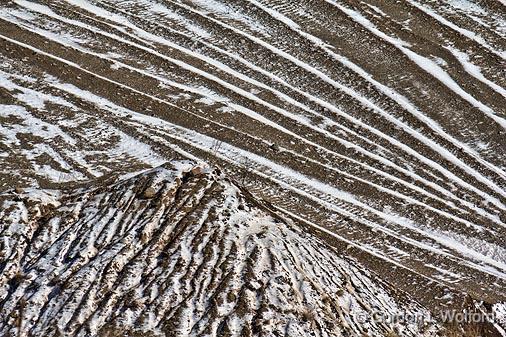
332;1;506;130
0;1;505;334
407;0;506;58
446;46;506;97
447;0;486;15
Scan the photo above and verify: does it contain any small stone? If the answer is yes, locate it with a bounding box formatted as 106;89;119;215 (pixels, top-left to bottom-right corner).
270;143;280;152
143;187;157;199
191;166;204;176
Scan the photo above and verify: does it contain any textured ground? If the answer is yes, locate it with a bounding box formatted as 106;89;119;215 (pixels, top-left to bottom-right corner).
0;162;443;337
0;0;505;336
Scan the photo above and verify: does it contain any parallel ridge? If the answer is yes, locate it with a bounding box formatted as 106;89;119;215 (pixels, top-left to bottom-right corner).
0;0;504;311
0;162;438;337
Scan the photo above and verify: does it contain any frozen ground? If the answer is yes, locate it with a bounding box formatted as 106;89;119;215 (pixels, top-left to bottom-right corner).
0;162;443;336
0;0;505;335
